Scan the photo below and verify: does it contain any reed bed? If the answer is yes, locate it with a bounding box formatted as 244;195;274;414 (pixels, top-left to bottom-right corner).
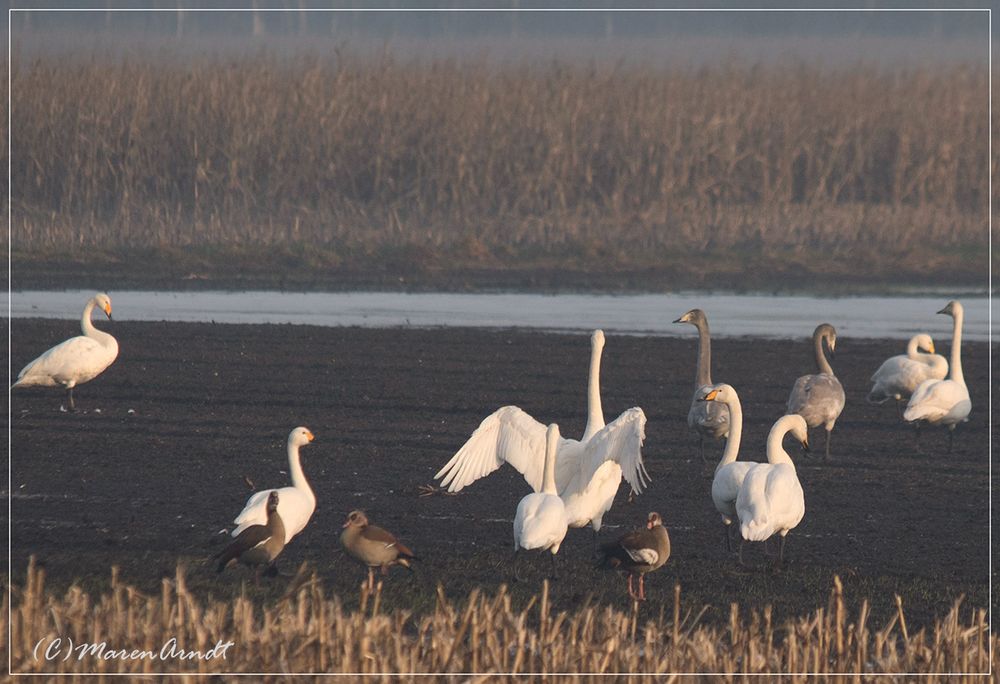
5;560;993;679
9;54;988;269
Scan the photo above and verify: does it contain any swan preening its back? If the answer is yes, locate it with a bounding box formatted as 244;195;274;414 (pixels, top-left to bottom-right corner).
13;292;119;410
868;334;948;406
674;309;729;460
435;330;649;536
232;427;316;545
735;414;809;567
903;301;971;451
786;323;845;460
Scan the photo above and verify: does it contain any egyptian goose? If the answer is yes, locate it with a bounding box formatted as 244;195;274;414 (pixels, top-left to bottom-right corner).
340;510;418;589
599;511;671;600
13;292;118;411
215;491;285;583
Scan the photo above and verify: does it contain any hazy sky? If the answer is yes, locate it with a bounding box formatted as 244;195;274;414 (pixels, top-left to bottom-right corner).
8;4;990;67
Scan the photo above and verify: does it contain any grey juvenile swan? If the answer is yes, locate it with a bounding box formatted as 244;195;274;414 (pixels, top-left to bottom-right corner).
674;309;728;462
786;323;845;460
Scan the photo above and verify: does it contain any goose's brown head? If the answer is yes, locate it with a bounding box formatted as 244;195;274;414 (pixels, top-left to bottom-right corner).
342;509;369;529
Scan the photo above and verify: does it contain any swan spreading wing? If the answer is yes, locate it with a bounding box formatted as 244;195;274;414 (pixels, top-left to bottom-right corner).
435;405;648;495
571;407;649;495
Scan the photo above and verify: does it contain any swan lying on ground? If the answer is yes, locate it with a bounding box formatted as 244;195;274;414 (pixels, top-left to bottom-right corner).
868;334;947;409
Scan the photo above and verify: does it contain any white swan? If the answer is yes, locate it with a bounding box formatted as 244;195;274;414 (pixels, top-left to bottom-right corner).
868;334;947;408
735;414;809;567
435;331;648;539
786;323;845;460
674;309;728;461
12;292;119;411
903;301;971;452
232;427;316;544
512;423;569;579
701;384;754;551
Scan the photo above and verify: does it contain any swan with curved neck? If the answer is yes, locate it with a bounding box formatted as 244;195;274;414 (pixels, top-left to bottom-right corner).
702;384;754;551
868;333;948;407
232;427;316;544
786;323;845;460
674;309;729;461
13;292;119;411
735;414;809;568
903;301;971;452
435;331;648;542
512;424;569;580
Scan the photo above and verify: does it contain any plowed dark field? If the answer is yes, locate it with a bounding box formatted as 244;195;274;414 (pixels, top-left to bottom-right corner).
6;319;993;629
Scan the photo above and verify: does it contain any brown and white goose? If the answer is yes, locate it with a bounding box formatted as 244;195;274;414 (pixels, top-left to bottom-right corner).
599;511;671;601
340;510;419;589
215;491;285;584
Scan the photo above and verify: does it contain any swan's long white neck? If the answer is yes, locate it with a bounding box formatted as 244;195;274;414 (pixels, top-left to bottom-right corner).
948;305;965;386
765;417;798;467
814;331;833;375
81;299;99;337
905;336;920;358
582;339;605;441
695;318;712;388
81;298;114;346
716;393;743;471
287;440;315;501
542;427;559;495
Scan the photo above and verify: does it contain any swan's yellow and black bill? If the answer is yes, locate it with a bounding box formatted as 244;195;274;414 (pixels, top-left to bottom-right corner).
701;388;720;402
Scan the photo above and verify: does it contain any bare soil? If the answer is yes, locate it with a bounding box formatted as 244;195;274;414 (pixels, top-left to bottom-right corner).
6;320;994;629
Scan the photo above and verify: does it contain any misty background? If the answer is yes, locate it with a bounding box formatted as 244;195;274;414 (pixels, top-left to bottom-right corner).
7;3;990;66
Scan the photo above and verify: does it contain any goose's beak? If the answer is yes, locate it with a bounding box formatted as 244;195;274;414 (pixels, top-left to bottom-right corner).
341;520;351;528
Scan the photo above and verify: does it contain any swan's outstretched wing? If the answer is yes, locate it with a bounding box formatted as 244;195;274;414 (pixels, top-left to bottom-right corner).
573;407;649;495
435;406;571;493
